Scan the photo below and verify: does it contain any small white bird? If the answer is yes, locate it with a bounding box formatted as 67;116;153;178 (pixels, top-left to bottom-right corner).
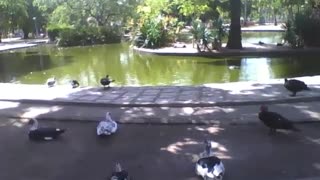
46;77;56;88
96;112;117;137
195;140;225;180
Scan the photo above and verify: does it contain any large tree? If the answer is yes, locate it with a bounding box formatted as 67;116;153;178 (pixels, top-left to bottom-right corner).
34;0;139;27
226;0;242;49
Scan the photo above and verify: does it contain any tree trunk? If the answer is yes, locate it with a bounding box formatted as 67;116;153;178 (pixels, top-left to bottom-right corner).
274;9;278;26
288;5;293;21
22;28;29;39
259;8;265;24
227;0;242;49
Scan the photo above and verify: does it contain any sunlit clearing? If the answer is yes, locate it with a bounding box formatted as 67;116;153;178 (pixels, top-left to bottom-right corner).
301;110;320;119
0;118;27;128
0;119;19;127
306;137;320;145
12;121;24;127
0;101;20;110
146;112;154;116
222;107;235;113
207;140;228;152
21;106;62;118
313;163;320;170
160;139;199;154
193;126;224;135
143;108;153;112
182;107;194;114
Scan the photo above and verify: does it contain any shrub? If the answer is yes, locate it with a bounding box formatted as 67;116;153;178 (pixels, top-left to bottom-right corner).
56;26;121;47
47;25;72;42
295;12;320;47
285;9;320;47
283;20;304;48
133;18;169;49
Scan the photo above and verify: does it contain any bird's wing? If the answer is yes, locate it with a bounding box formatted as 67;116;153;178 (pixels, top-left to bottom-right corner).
33;127;61;136
213;162;224;176
268;112;294;128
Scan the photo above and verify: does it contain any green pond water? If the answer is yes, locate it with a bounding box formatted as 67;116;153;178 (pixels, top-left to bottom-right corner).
0;32;319;86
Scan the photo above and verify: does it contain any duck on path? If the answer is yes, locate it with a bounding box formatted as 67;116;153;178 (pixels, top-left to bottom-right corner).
70;79;80;88
195;139;225;180
46;77;56;88
100;75;115;89
258;105;300;134
110;163;130;180
97;112;118;137
199;140;216;158
284;78;310;97
28;118;66;141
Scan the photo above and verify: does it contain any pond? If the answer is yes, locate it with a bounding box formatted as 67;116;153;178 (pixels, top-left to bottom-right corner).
0;32;319;86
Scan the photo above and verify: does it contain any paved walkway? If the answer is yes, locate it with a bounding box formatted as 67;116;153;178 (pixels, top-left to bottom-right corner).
0;43;38;52
1;76;320;107
0;38;49;52
1;118;320;180
0;76;320;124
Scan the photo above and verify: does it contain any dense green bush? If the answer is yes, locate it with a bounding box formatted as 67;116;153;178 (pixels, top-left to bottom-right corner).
283;20;304;48
134;18;169;49
55;26;121;47
295;12;320;47
285;9;320;47
47;25;72;42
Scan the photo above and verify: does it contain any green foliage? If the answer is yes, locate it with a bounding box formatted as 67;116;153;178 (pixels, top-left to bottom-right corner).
47;25;72;41
57;26;121;47
0;0;28;32
295;11;320;46
135;18;169;48
213;17;227;40
283;20;304;48
284;8;320;47
190;19;206;42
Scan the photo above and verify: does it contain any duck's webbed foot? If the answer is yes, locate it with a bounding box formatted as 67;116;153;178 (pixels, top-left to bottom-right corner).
290;92;296;97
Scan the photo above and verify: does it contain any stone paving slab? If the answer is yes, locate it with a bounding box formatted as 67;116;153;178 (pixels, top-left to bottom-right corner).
1;76;320;107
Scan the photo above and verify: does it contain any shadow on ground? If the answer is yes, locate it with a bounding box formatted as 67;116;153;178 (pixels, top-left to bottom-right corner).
0;81;320;179
0;119;320;180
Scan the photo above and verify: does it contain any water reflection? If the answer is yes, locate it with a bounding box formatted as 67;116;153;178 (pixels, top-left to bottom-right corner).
0;42;320;86
239;58;274;82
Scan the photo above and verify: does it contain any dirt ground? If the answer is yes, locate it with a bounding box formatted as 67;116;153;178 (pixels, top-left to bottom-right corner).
0;118;320;180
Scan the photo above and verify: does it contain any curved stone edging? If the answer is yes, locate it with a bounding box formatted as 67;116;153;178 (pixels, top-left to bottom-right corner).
133;46;320;58
2;95;320;107
1;75;320;108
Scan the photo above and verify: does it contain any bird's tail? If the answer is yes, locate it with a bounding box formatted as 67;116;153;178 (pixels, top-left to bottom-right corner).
57;129;66;134
305;86;311;91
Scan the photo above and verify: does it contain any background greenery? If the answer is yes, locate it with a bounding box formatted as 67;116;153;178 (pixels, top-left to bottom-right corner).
1;0;320;47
